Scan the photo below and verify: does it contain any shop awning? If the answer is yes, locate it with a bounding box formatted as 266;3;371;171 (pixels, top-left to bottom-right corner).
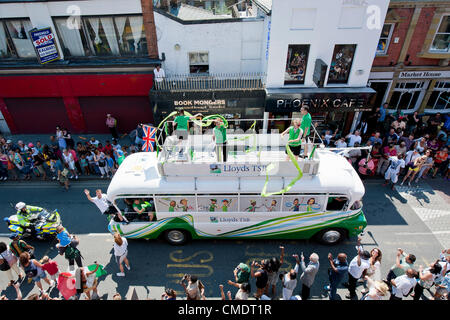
265;86;376;113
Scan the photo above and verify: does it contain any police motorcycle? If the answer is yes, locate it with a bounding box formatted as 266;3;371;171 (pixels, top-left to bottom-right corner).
4;202;62;240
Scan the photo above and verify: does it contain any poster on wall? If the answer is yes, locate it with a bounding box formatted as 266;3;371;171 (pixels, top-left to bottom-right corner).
239;196;282;213
29;27;61;64
155;196;196;213
282;196;322;213
327;44;356;84
284;45;310;85
197;196;239;213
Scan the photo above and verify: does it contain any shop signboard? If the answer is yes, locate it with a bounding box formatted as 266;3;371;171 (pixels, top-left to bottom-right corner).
265;88;374;113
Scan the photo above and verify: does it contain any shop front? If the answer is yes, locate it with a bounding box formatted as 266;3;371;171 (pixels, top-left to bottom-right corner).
264;87;375;135
150;89;266;130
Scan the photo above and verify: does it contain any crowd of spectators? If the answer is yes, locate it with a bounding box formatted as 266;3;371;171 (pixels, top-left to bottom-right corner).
321;107;450;186
0;126;143;187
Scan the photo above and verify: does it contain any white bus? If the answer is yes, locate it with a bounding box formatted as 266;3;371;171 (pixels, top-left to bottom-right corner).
106;126;367;245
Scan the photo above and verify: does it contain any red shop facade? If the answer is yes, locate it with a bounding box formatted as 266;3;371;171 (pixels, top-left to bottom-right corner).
0;72;155;134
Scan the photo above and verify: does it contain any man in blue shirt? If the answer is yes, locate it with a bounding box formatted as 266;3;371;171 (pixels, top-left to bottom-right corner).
369;132;383;145
378;103;387;122
325;252;348;300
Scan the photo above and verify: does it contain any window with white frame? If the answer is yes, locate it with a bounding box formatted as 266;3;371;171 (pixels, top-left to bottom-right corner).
53;15;148;57
376;23;394;55
430;15;450;53
389;81;427;110
0;19;37;59
189;52;209;74
425;81;450;110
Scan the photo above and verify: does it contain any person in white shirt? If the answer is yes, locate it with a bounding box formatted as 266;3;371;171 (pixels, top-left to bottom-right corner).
281;254;300;300
222;281;250;300
383;153;405;189
335;137;347;148
389;268;417;300
346;130;362;147
62;149;77;180
113;232;130;277
153;65;165;83
346;237;371;299
88;137;100;147
84;189;127;223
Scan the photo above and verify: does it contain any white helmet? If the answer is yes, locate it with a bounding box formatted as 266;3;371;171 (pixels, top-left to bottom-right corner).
15;202;26;210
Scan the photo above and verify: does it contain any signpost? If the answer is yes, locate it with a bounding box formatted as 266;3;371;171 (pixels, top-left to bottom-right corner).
29;27;61;64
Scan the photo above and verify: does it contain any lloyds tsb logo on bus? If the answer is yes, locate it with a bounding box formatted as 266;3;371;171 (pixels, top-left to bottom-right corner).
222;164;268;173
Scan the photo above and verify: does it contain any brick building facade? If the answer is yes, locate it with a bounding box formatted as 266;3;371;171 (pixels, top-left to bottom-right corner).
368;0;450;116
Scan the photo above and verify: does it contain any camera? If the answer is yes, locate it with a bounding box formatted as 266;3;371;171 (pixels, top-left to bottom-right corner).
182;273;191;281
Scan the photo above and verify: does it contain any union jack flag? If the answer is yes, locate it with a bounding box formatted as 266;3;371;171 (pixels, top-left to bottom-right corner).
142;125;157;152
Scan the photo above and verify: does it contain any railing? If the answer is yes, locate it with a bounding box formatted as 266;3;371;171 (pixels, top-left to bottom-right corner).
153;72;266;91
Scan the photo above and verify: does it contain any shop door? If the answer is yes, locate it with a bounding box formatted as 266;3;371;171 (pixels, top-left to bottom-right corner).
4;98;73;134
79;96;154;134
369;81;389;110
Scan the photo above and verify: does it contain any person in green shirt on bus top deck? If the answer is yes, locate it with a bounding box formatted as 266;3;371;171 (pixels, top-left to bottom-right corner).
212;118;227;162
172;109;203;141
281;118;303;161
300;105;312;158
132;199;155;221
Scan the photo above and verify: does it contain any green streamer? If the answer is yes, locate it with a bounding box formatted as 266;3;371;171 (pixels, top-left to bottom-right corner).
261;143;303;197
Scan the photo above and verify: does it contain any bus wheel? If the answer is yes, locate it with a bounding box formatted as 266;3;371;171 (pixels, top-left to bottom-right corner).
314;228;346;245
164;229;189;245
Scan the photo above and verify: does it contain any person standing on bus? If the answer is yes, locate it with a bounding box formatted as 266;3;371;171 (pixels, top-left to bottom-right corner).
213;118;228;162
281;119;303;161
300;106;312;158
172;109;202;142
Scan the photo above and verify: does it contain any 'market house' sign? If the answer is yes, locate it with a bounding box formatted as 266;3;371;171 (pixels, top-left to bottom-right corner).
29;27;61;64
399;71;450;79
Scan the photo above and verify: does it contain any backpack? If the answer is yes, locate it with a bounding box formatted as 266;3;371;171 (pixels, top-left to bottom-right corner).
65;245;81;260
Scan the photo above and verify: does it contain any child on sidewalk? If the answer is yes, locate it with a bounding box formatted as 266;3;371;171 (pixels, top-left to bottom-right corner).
106;154;115;178
56;226;75;255
40;256;60;282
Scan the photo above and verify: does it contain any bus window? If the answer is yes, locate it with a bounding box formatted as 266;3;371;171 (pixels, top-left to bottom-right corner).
155;196;196;213
198;196;238;212
326;197;348;211
282;196;323;213
239;196;281;213
129;198;156;222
